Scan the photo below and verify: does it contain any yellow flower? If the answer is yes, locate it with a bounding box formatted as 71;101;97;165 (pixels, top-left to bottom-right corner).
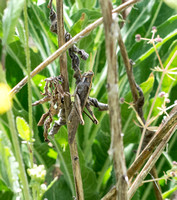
0;83;12;114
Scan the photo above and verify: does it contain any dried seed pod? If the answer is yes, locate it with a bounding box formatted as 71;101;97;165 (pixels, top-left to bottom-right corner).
32;75;65;141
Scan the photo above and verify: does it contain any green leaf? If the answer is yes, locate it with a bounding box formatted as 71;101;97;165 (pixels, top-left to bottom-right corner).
84;0;97;9
133;14;177;63
44;175;73;200
16;116;33;141
71;8;101;25
0;131;21;196
2;0;25;45
162;185;177;198
92;126;110;173
91;114;111;192
163;0;177;10
75;0;83;9
122;0;156;49
16;20;26;46
161;44;177;93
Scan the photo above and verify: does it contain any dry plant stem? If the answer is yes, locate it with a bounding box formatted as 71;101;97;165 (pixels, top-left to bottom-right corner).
128;106;177;179
136;74;164;157
56;0;69;94
136;50;177;157
56;0;84;199
69;140;84;200
115;10;162;200
128;126;176;198
117;24;138;104
117;14;163;199
101;186;117;200
10;0;140;96
116;13;161;197
100;0;128;200
142;178;165;183
117;30;163;198
150;167;163;200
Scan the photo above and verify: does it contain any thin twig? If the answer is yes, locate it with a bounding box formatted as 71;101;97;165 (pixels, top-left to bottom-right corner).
100;0;128;200
117;24;139;104
128;125;176;198
10;0;140;96
56;0;84;199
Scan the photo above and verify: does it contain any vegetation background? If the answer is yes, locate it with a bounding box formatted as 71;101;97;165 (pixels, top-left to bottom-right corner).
0;0;177;199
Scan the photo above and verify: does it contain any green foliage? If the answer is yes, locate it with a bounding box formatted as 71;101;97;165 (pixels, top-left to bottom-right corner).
0;0;177;199
0;131;21;199
2;0;25;45
16;117;33;141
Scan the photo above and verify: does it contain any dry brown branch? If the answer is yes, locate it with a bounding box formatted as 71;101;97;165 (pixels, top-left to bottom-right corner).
10;0;140;96
101;186;116;200
117;22;162;199
56;0;84;199
100;0;128;199
128;125;176;198
150;167;163;200
117;26;139;104
102;106;177;200
127;106;177;179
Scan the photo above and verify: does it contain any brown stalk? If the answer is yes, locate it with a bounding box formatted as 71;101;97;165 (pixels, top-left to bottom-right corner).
10;0;140;96
100;0;128;200
117;21;162;199
101;186;116;200
128;125;176;198
56;0;84;199
117;24;139;106
101;114;177;200
127;106;177;179
150;167;163;200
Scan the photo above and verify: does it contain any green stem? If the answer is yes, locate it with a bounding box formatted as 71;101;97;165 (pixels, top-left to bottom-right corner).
1;43;31;200
7;110;31;200
32;187;36;200
37;184;40;200
24;0;34;168
162;185;177;199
